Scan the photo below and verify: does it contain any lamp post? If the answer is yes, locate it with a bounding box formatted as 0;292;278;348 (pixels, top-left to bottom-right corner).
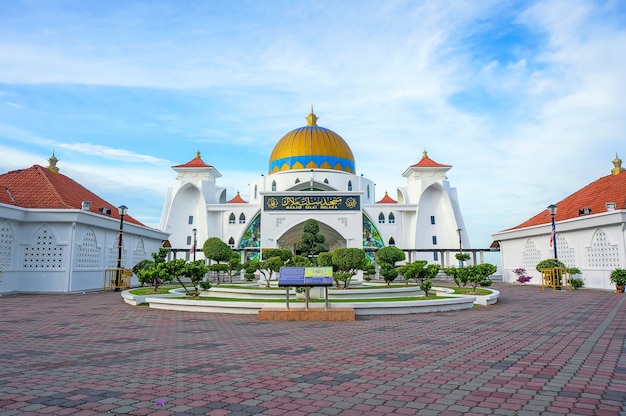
116;205;128;290
456;228;463;267
547;204;558;266
192;228;197;261
547;204;561;289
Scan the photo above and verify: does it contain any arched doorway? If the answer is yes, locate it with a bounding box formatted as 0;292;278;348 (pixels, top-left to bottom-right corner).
275;221;347;252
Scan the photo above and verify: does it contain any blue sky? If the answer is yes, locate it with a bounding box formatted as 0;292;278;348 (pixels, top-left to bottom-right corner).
1;0;625;252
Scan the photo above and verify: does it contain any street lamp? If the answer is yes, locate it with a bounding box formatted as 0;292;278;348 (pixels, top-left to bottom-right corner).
116;205;128;289
192;228;197;261
456;228;463;267
547;204;558;267
547;204;561;290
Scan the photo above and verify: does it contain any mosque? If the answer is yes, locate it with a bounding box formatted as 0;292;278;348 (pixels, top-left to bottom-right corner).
159;109;470;267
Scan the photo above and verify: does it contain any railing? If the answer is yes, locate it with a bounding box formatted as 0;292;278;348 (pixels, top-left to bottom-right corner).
103;268;133;291
541;267;572;291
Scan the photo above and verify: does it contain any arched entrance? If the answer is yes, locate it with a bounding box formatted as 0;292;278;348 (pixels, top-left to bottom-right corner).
275;221;347;252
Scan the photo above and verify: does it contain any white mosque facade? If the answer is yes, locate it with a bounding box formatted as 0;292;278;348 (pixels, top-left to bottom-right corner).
159;110;470;266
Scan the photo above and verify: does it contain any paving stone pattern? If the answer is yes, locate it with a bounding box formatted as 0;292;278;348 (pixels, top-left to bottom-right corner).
1;283;625;415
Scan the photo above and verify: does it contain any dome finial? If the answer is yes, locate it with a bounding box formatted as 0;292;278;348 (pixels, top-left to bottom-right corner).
612;153;624;176
195;150;201;159
306;106;318;126
422;149;428;159
47;151;59;173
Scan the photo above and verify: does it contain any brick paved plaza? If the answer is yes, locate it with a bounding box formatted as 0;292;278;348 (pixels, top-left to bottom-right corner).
1;283;625;415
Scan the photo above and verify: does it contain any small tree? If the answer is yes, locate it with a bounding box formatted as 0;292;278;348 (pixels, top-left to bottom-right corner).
447;263;497;293
136;262;169;292
397;260;439;296
295;219;326;261
258;256;284;288
133;259;154;286
203;237;233;284
242;259;260;282
331;248;367;289
263;248;293;264
471;263;496;291
135;248;170;291
397;260;428;286
535;258;566;272
165;258;188;291
317;252;333;268
376;246;405;286
183;260;210;296
444;266;468;288
292;254;313;267
455;252;471;266
226;253;244;283
362;263;376;281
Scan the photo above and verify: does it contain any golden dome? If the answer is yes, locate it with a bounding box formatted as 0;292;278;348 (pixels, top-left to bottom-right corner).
268;109;355;174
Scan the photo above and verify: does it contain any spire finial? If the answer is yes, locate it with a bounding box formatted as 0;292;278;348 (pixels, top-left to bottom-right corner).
306;106;318;126
612;153;624;176
422;150;428;159
47;151;59;173
195;150;201;159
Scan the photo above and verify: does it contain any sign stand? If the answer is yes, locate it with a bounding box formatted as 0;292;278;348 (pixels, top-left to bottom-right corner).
278;266;333;310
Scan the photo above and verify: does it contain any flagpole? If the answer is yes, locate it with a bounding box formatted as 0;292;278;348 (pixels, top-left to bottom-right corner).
192;228;197;261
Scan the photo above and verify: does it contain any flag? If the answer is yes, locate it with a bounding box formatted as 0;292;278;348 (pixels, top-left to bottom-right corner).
550;221;556;247
190;244;195;255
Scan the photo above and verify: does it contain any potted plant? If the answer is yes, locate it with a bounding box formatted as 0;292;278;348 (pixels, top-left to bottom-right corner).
610;269;626;293
566;267;583;290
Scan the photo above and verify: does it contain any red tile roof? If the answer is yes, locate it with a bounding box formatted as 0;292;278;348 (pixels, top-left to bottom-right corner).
376;191;397;204
509;170;626;230
172;151;214;168
409;151;451;168
0;164;144;226
226;192;248;204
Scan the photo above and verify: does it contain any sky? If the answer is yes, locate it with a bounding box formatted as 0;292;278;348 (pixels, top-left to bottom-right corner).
1;0;625;252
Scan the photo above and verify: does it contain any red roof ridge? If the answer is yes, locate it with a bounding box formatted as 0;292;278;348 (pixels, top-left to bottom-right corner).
0;163;144;226
376;191;397;204
226;191;248;204
507;168;626;231
173;151;214;169
36;165;71;208
409;150;451;168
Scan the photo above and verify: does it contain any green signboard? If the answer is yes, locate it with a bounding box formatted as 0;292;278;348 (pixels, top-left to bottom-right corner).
264;195;360;211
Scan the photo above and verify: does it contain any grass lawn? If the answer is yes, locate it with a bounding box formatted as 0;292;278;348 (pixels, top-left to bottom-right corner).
129;285;181;295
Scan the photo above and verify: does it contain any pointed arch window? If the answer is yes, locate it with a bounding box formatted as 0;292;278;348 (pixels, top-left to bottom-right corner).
388;237;395;246
367;185;370;199
295;178;300;184
239;213;246;224
271;181;277;192
324;178;329;184
388;213;395;224
228;237;235;248
378;212;385;224
254;185;258;199
229;213;236;224
348;180;352;191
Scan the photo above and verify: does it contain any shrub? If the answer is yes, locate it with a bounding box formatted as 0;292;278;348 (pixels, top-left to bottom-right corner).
513;267;532;284
570;278;584;290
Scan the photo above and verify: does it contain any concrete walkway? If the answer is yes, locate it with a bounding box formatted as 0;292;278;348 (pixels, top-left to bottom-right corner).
0;283;625;415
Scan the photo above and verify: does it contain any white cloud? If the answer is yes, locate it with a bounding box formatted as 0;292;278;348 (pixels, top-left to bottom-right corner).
1;0;625;250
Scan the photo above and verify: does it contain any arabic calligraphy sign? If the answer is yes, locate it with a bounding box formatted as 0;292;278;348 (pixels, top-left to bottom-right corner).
264;195;360;211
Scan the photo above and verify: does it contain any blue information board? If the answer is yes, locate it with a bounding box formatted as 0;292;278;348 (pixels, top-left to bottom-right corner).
278;266;333;287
